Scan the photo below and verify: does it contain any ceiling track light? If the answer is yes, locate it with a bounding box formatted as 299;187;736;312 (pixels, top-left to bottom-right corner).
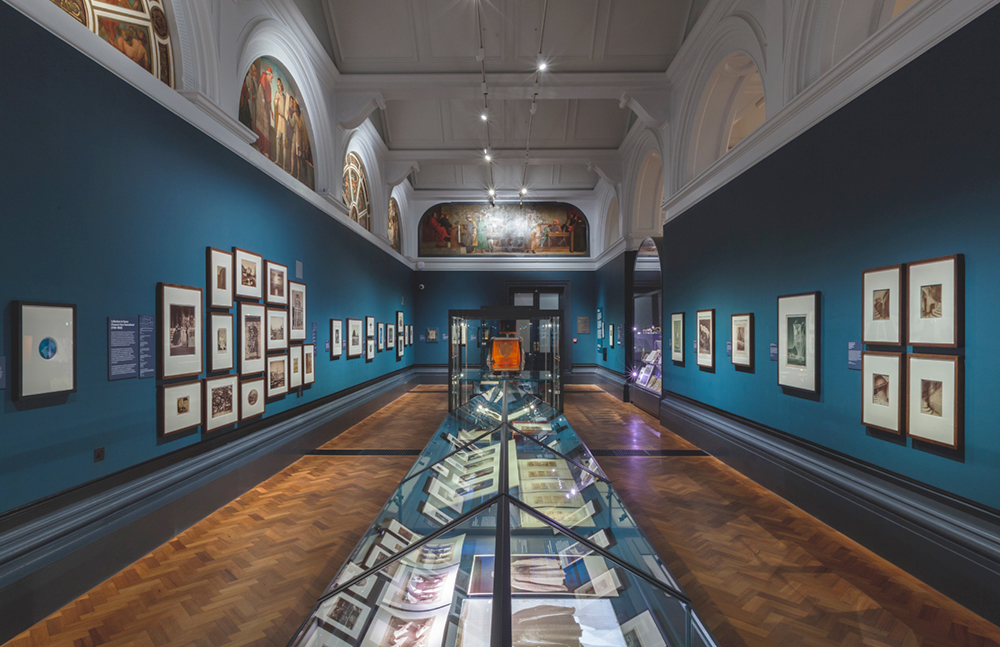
484;153;492;162
520;187;528;196
487;188;496;197
538;60;547;71
480;113;488;121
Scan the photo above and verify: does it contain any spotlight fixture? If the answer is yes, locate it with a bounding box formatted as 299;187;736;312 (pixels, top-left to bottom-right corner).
485;154;492;162
520;187;528;196
487;188;496;196
538;61;547;71
480;113;488;121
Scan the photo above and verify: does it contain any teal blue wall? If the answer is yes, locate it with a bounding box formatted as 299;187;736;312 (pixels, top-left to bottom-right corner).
0;5;413;515
595;253;627;373
412;271;596;367
661;6;1000;509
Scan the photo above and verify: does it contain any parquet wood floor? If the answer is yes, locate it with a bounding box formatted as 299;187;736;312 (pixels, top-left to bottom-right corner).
564;403;1000;647
7;388;1000;647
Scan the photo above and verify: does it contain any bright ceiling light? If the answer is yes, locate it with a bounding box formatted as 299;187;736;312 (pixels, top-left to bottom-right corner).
480;113;488;121
485;154;492;162
520;187;528;195
487;188;496;196
538;61;547;71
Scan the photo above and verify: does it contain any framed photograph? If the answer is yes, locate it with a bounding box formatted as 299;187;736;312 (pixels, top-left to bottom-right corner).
208;313;234;373
696;309;715;369
427;328;439;343
387;324;396;349
12;302;77;401
318;593;371;640
240;377;265;421
907;354;962;449
327;561;378;598
289;345;303;390
361;607;447;647
731;313;753;368
289;281;307;341
863;264;903;345
158;283;203;380
303;344;315;385
239;303;266;374
266;308;288;352
267;353;289;399
409;325;415;346
204;374;238;432
670;312;684;363
330;319;343;359
608;324;615;348
620;610;667;647
366;338;376;363
206;247;233;309
862;351;903;434
417;500;454;526
907;255;961;347
397;331;405;359
264;260;288;306
366;316;375;339
159;379;201;436
233;247;263;300
778;292;820;393
347;319;364;358
377;322;385;351
396;310;404;333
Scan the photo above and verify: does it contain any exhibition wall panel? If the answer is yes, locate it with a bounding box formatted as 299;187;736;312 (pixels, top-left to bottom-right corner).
0;3;413;515
661;4;1000;510
595;252;627;374
412;271;596;367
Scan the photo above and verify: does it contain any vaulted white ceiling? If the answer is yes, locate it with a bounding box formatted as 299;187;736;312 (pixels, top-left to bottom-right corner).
292;0;706;194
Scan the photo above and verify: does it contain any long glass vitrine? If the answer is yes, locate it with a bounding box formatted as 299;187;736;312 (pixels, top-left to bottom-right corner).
287;378;716;647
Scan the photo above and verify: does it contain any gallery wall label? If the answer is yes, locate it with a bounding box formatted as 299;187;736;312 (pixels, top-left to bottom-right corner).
726;341;732;357
108;317;139;381
848;342;863;371
139;315;155;379
770;343;778;361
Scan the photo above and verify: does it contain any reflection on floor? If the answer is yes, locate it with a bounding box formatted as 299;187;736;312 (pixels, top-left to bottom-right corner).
4;388;999;647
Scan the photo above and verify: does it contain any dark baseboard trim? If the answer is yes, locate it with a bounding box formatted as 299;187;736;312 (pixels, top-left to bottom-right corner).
593;365;628;401
412;364;448;384
0;369;418;644
659;391;1000;627
630;385;660;416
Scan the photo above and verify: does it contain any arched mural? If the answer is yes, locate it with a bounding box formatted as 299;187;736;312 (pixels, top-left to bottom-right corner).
388;197;401;252
52;0;174;86
342;152;371;231
418;203;589;257
238;56;315;189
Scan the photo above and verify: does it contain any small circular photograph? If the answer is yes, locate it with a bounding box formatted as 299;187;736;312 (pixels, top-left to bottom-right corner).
39;337;58;360
248;389;259;406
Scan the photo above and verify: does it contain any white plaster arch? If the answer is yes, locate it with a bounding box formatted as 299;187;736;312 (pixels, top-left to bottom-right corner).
604;195;621;253
620;128;666;248
236;19;335;196
342;126;388;238
674;15;768;188
390;181;413;258
164;0;220;103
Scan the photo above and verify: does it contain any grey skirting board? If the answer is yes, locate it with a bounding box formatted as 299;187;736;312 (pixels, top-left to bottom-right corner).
659;390;1000;627
0;369;417;644
593;365;629;401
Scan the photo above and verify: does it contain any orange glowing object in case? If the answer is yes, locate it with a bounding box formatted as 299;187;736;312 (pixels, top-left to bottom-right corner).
488;336;524;372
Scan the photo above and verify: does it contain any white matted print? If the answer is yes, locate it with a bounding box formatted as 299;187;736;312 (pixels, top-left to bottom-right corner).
159;283;202;379
696;309;714;369
670;313;683;363
387;324;396;349
289;345;303;390
378;322;385;351
907;354;961;449
267;354;289;399
366;338;376;363
206;247;233;309
348;319;364;358
208;313;234;372
777;292;819;393
265;260;288;306
267;308;288;352
239;303;266;374
862;351;903;435
331;319;343;359
304;344;315;384
361;606;448;647
908;255;960;347
15;302;76;400
289;281;307;341
233;247;263;300
318;592;371;640
240;377;265;420
160;379;202;436
863;264;902;345
620;610;667;647
731;313;753;368
204;374;238;432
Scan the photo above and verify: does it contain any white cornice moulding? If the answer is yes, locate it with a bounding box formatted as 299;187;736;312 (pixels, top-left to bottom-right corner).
414;257;601;272
662;0;998;224
178;90;257;144
593;238;628;270
5;0;411;270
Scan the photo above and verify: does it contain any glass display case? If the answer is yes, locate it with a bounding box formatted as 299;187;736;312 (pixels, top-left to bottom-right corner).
632;238;662;416
286;374;717;647
448;307;562;413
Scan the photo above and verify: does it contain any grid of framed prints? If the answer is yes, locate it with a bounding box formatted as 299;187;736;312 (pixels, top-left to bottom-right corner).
12;301;77;402
777;292;819;393
861;255;963;449
330;319;343;359
348;318;364;358
696;309;714;369
731;313;753;368
670;312;683;363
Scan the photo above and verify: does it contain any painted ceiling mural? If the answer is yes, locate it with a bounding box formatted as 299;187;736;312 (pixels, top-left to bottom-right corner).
51;0;174;86
388;197;401;252
238;56;315;189
419;203;589;257
342;152;371;231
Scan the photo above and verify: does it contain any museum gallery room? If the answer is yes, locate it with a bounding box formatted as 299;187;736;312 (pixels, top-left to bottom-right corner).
6;0;1000;645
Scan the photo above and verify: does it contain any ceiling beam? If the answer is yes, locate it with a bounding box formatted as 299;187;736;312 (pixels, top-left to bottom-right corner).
335;71;667;101
386;148;619;166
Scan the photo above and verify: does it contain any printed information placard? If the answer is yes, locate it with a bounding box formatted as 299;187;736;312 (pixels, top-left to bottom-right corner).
108;317;138;381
